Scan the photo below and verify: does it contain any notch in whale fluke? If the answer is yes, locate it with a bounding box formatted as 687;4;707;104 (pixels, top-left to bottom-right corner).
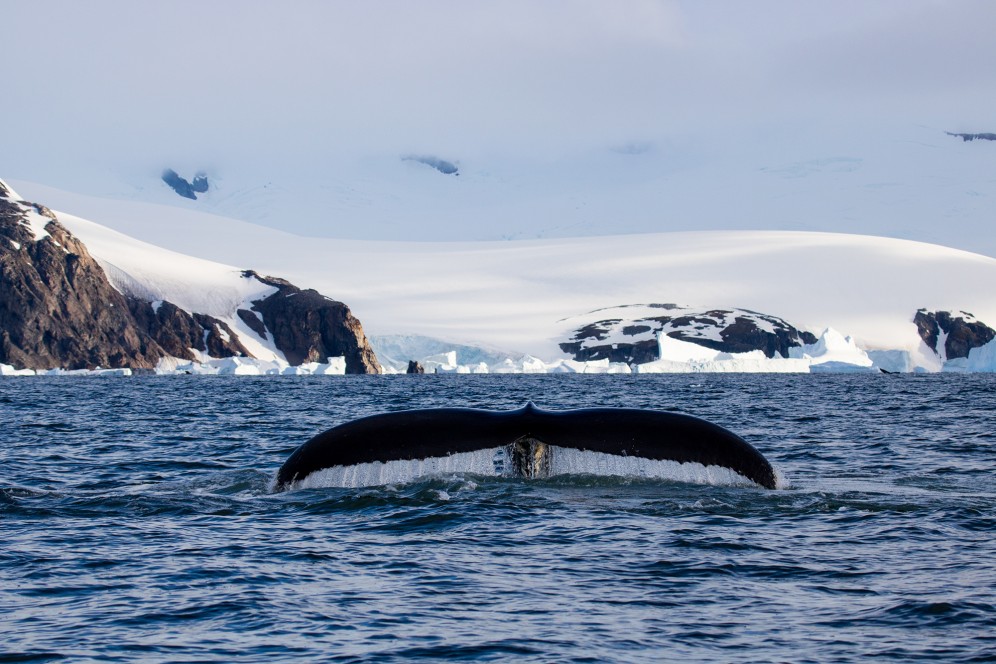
274;404;777;491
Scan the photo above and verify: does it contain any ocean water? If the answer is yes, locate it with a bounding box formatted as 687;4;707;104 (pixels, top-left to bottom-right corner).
2;374;994;662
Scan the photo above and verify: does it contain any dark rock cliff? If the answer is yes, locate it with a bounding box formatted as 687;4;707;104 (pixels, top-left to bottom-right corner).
0;195;166;370
244;271;382;374
914;309;995;360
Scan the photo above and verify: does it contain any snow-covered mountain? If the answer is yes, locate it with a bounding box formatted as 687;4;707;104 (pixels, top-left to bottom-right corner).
4;176;996;374
36;187;996;360
8;124;996;256
0;179;380;374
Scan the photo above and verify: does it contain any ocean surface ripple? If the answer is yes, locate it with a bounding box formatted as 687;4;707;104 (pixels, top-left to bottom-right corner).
2;374;995;662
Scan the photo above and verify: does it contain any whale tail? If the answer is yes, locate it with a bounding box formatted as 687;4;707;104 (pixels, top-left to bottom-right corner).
275;404;777;491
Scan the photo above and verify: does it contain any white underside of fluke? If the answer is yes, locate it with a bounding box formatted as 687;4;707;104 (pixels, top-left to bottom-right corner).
283;445;762;490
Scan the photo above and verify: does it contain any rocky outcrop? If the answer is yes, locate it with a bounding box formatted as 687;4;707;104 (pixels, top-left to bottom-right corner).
561;319;659;364
1;195;165;370
709;313;818;356
190;172;209;194
162;169;209;200
237;308;268;339
244;271;381;374
914;309;995;360
406;360;425;374
402;154;459;175
127;299;251;360
560;304;818;364
947;132;996;142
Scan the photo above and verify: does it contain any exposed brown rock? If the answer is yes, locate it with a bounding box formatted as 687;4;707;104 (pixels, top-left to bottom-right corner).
0;196;165;370
246;272;381;374
559;338;659;364
914;309;995;360
193;313;252;358
127;299;251;360
237;308;267;339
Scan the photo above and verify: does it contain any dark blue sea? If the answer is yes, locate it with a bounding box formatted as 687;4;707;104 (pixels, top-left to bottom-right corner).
2;374;995;662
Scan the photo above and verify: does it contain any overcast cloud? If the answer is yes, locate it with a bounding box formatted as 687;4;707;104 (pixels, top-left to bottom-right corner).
3;0;995;181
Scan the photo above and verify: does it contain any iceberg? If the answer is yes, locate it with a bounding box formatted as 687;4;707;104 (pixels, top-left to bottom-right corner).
1;363;37;376
634;328;877;373
944;338;996;372
784;328;876;373
634;332;809;373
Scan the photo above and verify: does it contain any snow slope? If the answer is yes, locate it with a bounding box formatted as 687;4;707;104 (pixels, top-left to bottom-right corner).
8;124;996;256
12;180;996;366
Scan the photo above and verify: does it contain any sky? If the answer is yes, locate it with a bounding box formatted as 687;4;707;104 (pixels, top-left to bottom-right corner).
5;1;995;162
2;0;995;248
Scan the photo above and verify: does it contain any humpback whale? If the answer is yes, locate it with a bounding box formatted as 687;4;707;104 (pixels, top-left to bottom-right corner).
275;403;777;490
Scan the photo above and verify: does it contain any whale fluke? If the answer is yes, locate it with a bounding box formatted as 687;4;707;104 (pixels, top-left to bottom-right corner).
275;404;777;491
